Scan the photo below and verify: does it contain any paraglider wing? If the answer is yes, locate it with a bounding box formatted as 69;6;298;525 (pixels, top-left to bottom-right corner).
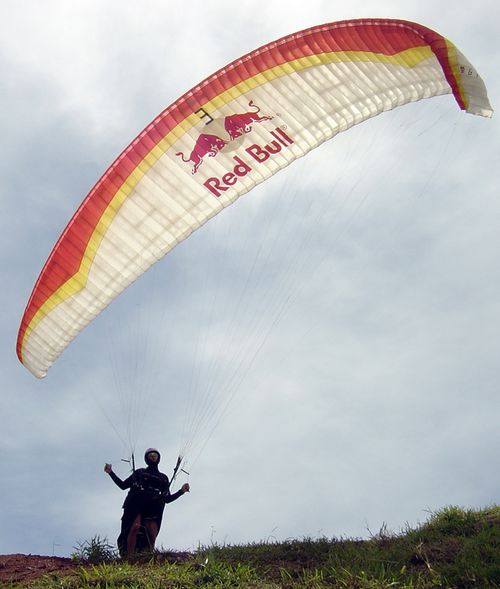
17;19;492;378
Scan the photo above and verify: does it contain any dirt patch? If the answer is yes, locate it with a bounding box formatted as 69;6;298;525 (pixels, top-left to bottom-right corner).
0;554;80;585
0;552;194;585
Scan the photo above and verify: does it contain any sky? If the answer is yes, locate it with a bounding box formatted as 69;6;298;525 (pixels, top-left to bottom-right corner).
1;0;499;557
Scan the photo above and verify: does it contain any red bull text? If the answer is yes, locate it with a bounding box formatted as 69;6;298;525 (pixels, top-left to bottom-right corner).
203;127;294;198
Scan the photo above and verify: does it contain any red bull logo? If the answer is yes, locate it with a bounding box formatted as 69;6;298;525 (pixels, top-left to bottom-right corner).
175;101;295;197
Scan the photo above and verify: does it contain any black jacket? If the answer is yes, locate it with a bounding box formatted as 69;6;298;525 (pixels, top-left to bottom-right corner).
109;466;184;508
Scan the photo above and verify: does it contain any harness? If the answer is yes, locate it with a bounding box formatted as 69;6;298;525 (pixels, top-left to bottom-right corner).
131;470;168;497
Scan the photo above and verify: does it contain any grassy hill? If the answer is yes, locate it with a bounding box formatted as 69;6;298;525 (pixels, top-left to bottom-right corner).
12;505;500;588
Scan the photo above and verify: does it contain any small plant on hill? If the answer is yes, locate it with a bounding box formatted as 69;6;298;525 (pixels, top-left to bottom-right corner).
71;535;118;564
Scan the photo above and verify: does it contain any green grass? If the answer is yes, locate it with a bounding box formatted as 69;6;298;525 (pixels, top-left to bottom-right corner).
19;505;500;588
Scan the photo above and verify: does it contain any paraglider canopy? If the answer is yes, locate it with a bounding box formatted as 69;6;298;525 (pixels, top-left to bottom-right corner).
17;18;492;379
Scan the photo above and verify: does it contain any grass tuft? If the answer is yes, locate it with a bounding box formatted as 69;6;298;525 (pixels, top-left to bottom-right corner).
71;535;118;564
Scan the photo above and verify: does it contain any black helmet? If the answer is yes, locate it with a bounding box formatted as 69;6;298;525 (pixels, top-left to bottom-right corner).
144;448;161;465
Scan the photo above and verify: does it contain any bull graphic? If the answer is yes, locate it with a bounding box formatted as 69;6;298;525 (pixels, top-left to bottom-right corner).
176;133;227;174
224;100;274;140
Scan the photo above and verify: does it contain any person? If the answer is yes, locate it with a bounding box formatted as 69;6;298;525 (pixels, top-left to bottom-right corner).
104;448;189;558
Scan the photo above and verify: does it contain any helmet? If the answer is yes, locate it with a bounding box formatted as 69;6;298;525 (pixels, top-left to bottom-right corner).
144;448;161;465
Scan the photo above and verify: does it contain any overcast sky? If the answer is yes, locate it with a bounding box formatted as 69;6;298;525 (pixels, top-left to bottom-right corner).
1;0;499;557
